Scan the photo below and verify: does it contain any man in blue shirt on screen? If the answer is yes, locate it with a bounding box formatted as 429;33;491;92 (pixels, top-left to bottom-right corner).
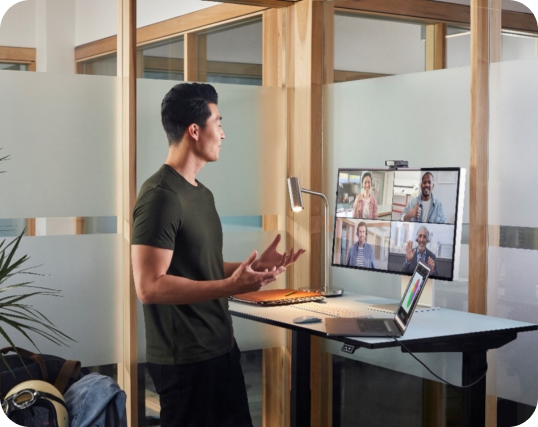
400;172;446;223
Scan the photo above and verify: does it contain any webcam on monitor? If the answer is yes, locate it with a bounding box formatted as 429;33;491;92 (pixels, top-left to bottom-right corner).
385;160;408;168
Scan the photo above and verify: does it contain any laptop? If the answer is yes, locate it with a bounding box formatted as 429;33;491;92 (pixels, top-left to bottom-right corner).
324;261;431;337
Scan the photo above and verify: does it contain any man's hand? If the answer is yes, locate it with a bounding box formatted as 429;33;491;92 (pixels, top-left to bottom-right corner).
404;201;421;221
405;240;416;262
427;256;436;273
252;234;306;273
228;251;285;295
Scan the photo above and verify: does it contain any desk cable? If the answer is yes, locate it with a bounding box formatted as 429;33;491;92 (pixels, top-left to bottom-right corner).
392;338;488;389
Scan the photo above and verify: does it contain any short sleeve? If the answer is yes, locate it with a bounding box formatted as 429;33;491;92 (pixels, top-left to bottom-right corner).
132;187;181;250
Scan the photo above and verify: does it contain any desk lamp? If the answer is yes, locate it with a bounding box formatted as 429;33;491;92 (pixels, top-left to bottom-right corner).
287;177;343;297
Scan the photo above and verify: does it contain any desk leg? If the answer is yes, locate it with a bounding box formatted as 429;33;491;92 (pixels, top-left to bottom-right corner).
290;330;311;427
462;351;487;427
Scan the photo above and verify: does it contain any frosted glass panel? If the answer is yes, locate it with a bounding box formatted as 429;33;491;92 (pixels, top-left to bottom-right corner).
488;58;538;407
8;235;123;367
137;80;286;216
0;69;123;375
325;68;471;302
0;72;119;219
489;59;538;228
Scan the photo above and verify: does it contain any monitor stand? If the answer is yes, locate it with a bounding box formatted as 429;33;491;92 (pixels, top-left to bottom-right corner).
367;277;440;314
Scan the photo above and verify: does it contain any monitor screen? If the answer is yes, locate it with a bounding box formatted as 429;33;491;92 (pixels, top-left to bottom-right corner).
331;168;465;281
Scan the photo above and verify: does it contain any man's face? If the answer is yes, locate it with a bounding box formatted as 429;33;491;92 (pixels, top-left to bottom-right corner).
416;230;429;252
195;103;225;163
421;173;434;200
357;226;367;246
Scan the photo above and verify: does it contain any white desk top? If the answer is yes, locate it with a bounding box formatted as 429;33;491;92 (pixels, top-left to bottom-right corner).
229;292;537;350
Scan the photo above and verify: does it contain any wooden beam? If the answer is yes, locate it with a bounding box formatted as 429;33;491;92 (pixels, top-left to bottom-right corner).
118;0;138;426
215;0;295;8
335;0;537;33
76;4;265;63
137;4;265;46
285;2;333;426
469;0;489;318
490;0;502;63
262;8;289;427
425;23;447;71
0;46;36;62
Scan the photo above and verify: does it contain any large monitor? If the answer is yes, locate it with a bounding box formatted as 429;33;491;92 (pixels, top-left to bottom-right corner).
331;167;465;281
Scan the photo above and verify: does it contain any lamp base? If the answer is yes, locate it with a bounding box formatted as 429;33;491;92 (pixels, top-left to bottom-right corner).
319;288;344;297
298;287;344;297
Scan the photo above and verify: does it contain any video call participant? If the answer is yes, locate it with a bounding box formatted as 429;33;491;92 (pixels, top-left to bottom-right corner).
131;83;305;427
352;172;379;219
400;172;446;223
346;222;376;269
401;225;437;276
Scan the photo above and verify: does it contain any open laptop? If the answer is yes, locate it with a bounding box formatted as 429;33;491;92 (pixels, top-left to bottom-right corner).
324;261;431;337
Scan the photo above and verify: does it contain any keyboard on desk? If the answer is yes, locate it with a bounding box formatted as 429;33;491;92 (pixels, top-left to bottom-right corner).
295;302;371;318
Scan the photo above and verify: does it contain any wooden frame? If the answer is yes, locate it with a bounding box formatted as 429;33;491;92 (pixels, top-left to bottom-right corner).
0;46;36;71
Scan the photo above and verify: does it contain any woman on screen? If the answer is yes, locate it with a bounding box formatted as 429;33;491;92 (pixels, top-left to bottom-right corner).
352;172;378;219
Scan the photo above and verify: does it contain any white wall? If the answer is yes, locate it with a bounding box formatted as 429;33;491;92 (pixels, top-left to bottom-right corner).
75;0;221;46
0;0;35;47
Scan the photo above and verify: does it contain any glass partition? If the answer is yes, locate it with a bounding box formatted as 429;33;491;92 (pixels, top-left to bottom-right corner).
324;67;471;304
0;0;123;382
487;58;538;414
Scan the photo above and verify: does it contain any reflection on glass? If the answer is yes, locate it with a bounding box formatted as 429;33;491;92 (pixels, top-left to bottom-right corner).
139;37;184;81
202;18;262;86
0;63;28;71
77;54;117;77
334;13;426;81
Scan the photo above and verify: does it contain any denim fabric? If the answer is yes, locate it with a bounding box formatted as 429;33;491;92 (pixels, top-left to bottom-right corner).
64;373;127;427
399;193;447;223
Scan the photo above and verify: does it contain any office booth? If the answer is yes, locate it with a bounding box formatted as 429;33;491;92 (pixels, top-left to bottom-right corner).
0;0;537;426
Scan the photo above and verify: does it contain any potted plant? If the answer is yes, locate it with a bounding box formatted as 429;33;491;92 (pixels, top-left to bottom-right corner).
0;150;73;370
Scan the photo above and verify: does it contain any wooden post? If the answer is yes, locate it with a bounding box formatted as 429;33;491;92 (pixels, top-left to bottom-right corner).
118;0;138;425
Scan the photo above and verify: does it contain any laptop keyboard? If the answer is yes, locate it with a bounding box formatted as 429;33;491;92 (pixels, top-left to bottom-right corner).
296;302;371;318
357;319;390;333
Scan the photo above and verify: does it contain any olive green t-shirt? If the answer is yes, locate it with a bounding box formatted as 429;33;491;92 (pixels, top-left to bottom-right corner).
132;164;234;365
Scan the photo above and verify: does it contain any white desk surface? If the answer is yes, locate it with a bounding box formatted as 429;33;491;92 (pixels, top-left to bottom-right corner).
229;292;537;349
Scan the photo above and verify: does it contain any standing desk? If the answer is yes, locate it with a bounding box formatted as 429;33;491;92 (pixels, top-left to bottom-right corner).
229;293;537;427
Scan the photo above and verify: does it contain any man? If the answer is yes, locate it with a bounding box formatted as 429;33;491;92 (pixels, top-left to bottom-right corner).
131;83;304;427
400;172;446;223
401;225;437;276
346;222;376;269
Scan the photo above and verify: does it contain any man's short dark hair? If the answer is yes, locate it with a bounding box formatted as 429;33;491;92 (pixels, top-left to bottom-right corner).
161;83;219;145
421;172;434;182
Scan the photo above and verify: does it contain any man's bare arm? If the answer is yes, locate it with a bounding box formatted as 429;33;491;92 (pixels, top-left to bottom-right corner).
132;245;281;305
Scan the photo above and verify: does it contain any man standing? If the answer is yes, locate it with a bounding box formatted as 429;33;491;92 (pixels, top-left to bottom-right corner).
400;172;446;223
401;225;437;276
346;222;376;269
131;83;304;427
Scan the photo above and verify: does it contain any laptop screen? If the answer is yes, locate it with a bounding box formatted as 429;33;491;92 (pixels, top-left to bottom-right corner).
396;262;430;328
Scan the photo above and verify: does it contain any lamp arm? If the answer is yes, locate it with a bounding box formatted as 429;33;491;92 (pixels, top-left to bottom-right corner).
300;188;330;291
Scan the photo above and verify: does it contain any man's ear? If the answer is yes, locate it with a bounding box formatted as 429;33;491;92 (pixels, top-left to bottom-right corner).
187;123;199;140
